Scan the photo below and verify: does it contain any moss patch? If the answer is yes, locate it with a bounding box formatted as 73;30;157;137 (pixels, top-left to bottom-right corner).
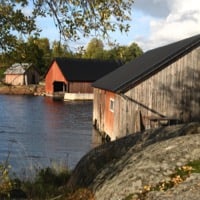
134;160;200;200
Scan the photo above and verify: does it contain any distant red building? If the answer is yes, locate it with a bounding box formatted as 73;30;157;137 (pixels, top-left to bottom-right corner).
45;58;122;98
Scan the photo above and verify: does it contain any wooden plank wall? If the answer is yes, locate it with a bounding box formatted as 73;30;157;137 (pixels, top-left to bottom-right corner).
93;89;116;139
69;82;93;93
93;47;200;139
114;47;200;137
93;88;106;133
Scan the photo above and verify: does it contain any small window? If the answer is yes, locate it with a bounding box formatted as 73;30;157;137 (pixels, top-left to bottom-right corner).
110;98;114;112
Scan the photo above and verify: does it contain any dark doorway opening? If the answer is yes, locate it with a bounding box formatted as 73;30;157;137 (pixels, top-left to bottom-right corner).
53;81;66;92
31;74;36;84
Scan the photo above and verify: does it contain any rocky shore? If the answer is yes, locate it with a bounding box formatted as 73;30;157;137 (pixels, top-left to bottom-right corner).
0;84;45;96
68;122;200;200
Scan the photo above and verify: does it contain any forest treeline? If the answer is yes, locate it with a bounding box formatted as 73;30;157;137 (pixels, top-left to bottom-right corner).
0;38;143;77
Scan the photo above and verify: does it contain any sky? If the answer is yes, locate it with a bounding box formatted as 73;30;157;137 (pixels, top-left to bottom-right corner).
36;0;200;52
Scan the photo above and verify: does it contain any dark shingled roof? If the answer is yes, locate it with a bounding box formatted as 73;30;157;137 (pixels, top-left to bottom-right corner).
92;34;200;93
49;58;122;82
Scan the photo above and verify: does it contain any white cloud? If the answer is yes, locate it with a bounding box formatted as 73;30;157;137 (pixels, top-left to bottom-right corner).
133;0;200;51
134;0;171;18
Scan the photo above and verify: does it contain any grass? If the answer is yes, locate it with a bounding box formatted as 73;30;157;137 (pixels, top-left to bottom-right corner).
0;164;71;199
122;194;134;200
0;165;95;200
188;160;200;173
19;167;71;199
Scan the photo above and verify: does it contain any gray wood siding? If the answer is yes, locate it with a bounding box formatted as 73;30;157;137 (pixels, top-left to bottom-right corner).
93;88;106;132
93;46;200;140
120;47;200;135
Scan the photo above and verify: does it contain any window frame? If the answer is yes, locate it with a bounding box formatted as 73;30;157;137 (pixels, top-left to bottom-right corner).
109;98;114;112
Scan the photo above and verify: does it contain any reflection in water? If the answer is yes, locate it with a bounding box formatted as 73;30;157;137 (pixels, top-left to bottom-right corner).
0;95;101;178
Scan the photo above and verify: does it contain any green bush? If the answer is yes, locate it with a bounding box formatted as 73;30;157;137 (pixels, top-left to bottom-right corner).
0;67;6;80
22;167;71;199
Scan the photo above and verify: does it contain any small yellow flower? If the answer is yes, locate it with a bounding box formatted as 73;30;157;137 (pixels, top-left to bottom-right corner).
182;165;193;172
143;185;151;191
171;175;183;185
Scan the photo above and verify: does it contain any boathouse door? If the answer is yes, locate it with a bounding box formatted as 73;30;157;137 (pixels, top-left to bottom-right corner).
53;81;67;93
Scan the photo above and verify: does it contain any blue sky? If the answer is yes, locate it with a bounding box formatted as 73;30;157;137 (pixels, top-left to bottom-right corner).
36;0;200;52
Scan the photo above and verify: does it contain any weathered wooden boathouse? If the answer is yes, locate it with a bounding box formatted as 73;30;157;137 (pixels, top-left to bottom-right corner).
45;58;121;100
92;34;200;140
4;63;40;86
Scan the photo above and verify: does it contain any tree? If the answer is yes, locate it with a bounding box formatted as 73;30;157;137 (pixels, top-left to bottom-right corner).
0;0;38;51
102;45;127;61
51;41;73;58
124;42;143;62
84;38;104;59
83;39;143;61
30;37;52;70
1;37;52;74
6;38;46;73
103;43;143;62
0;0;134;51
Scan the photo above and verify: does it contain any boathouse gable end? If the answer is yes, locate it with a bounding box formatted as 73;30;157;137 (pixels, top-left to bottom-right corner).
45;61;67;95
93;89;117;140
92;34;200;140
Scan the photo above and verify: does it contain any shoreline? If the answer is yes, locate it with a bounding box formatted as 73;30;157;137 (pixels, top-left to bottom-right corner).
0;84;45;96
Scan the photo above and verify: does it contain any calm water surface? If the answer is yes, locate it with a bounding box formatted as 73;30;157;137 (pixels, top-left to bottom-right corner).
0;95;97;178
